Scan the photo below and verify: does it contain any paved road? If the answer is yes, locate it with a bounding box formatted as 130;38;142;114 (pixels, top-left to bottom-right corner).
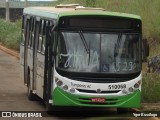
0;50;148;120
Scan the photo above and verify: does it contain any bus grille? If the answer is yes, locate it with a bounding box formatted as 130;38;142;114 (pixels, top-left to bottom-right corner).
68;77;131;83
77;89;120;94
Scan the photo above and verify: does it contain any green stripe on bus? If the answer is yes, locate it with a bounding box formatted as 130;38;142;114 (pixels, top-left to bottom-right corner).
52;87;141;108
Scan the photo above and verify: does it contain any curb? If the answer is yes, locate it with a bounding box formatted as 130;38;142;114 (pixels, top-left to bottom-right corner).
0;45;19;59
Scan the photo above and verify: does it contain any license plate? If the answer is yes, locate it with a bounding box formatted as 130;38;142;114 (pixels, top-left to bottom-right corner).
91;98;106;103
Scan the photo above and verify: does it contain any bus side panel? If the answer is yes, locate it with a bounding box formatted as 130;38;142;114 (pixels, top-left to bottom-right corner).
20;44;25;84
36;52;45;98
20;16;25;84
27;48;34;89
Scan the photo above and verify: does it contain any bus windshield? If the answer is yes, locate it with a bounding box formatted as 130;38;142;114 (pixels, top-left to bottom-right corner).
56;31;141;73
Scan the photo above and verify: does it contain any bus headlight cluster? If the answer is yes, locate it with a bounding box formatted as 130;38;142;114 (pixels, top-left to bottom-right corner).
122;80;141;94
122;89;128;94
63;85;68;90
55;77;63;87
134;81;141;89
128;87;134;92
134;83;139;88
128;80;141;93
55;77;76;93
69;88;75;93
56;79;63;86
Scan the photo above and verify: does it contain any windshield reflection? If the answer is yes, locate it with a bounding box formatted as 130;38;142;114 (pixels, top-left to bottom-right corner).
56;32;140;73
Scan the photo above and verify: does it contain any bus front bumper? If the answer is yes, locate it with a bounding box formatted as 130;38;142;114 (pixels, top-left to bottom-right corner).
52;87;141;108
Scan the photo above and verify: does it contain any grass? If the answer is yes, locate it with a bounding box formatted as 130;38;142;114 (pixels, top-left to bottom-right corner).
142;73;160;102
0;19;21;51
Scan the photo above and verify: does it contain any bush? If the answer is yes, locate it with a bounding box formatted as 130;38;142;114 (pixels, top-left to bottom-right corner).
142;73;160;102
0;19;21;50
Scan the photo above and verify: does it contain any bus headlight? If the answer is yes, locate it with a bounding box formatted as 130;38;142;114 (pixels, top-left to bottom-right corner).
69;88;75;93
122;89;128;94
55;77;63;86
134;81;141;89
57;80;63;86
62;85;68;90
128;87;134;92
134;83;140;88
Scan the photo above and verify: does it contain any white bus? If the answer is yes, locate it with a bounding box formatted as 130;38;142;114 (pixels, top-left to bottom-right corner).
20;4;149;112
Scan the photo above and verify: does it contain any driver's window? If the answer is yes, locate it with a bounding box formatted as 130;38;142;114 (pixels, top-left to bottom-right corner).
57;33;67;68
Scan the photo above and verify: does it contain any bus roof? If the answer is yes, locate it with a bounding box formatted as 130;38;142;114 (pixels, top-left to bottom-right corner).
24;7;141;20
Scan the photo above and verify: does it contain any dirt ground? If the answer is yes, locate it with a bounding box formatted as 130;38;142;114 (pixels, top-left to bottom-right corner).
141;103;160;111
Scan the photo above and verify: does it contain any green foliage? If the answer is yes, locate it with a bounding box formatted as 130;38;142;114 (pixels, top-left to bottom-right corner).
142;73;160;102
0;19;21;50
86;0;95;7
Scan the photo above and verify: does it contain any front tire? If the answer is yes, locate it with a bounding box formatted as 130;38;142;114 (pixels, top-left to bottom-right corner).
117;108;130;113
46;102;54;115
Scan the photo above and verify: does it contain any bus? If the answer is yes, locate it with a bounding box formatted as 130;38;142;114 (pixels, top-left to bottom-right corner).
20;4;149;112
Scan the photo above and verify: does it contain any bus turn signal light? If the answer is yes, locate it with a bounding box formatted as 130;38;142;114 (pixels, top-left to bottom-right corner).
55;78;63;86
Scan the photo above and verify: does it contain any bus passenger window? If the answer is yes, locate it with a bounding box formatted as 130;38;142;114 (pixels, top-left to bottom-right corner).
38;20;43;52
21;16;27;45
42;39;45;53
31;18;36;48
38;37;42;52
29;18;34;48
26;19;30;47
35;21;40;52
41;20;47;53
43;21;46;36
28;18;32;48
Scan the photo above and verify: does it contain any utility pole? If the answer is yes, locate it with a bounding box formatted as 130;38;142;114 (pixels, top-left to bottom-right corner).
25;0;29;7
6;0;10;22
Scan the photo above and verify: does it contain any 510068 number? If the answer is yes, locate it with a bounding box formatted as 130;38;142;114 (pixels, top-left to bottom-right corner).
108;84;126;90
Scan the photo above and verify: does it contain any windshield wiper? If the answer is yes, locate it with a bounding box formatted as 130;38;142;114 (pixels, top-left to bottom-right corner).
79;31;90;65
79;31;90;53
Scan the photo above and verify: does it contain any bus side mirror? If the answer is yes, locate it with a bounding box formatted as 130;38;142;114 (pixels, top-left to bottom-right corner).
142;39;149;62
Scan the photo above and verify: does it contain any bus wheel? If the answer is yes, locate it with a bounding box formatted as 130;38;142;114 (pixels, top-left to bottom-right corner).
46;101;54;115
117;108;129;113
27;70;37;101
27;86;37;101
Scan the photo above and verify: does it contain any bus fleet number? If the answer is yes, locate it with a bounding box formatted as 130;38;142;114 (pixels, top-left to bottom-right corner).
108;84;126;90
